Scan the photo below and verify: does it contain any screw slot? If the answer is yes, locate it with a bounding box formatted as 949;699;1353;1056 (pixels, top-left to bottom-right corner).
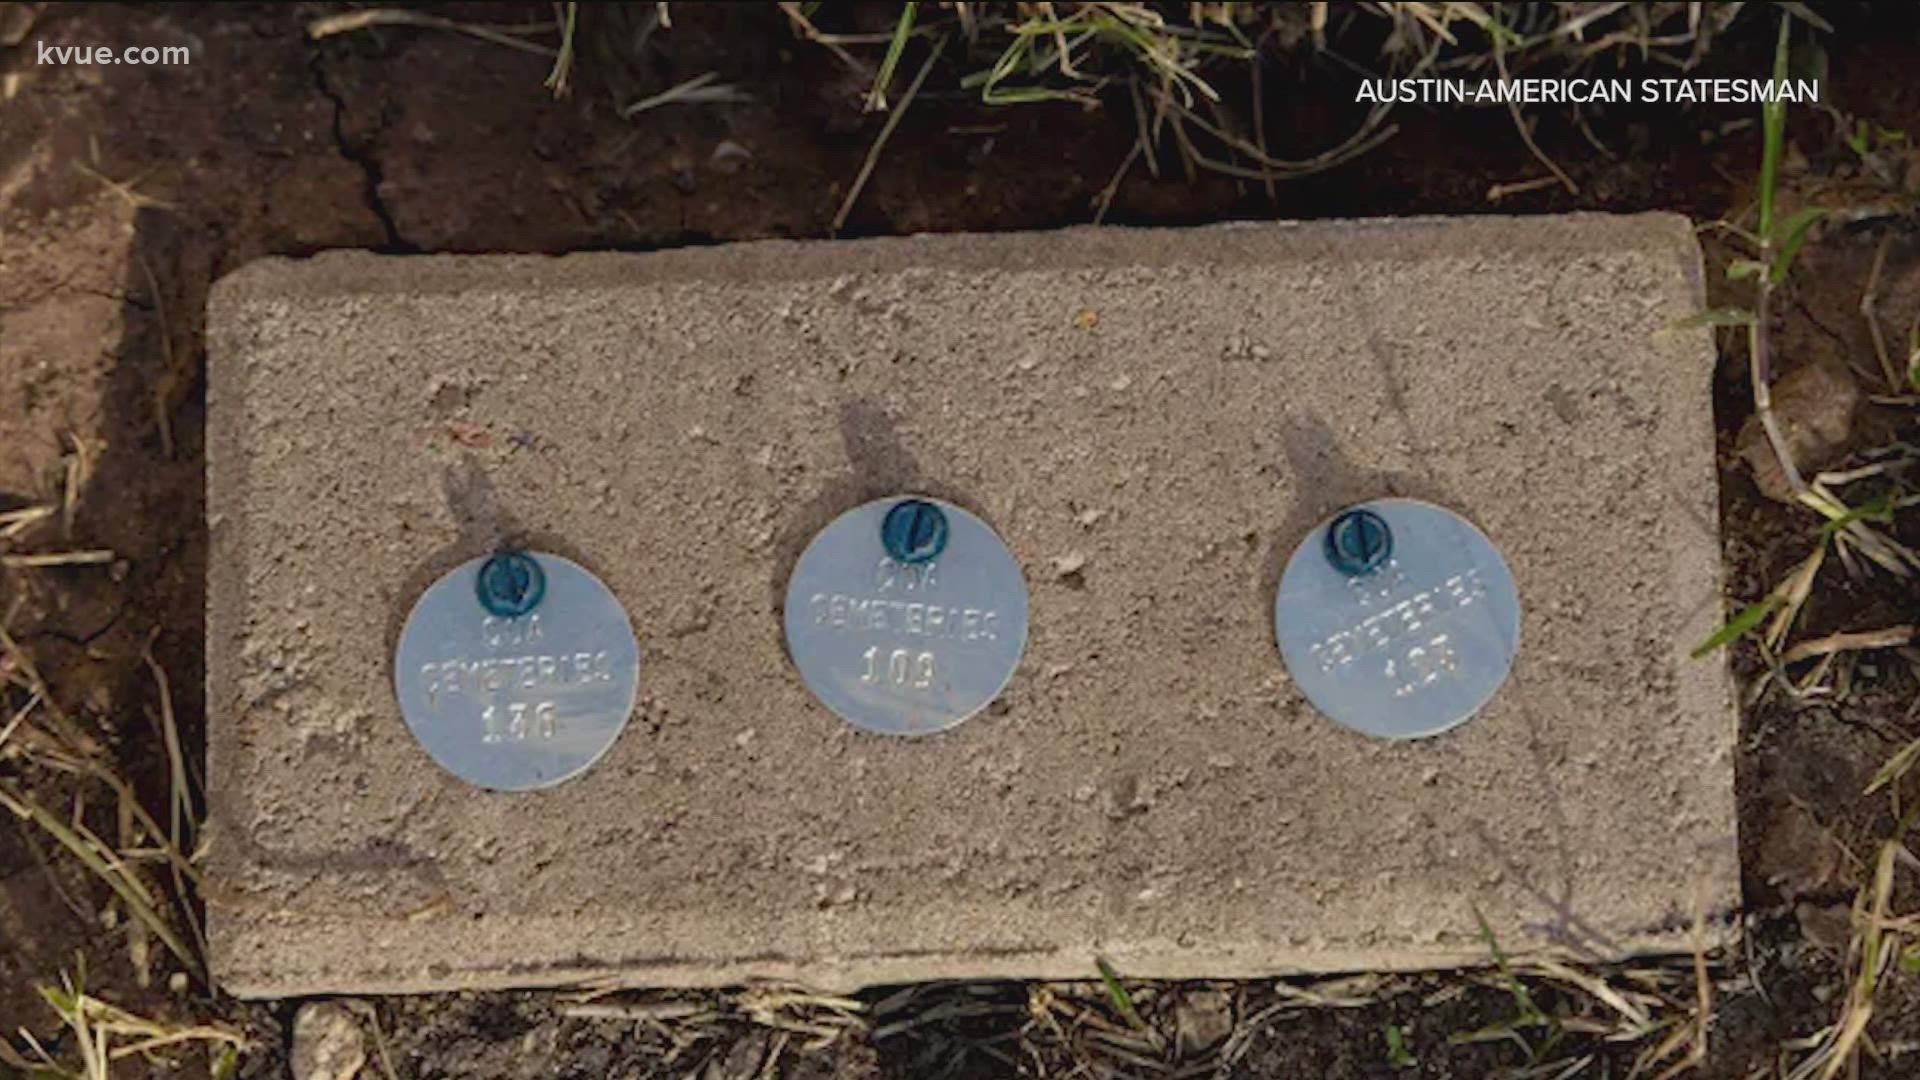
476;551;546;617
880;499;949;565
1323;508;1392;577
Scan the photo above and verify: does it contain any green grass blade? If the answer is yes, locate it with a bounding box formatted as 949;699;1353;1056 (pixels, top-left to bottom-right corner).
1691;594;1783;657
866;2;919;112
1758;14;1791;239
0;784;202;979
1473;907;1543;1025
544;2;577;97
1385;1022;1417;1067
1817;493;1894;537
1776;2;1836;32
1671;308;1756;330
1867;732;1920;794
1094;956;1149;1031
1770;206;1828;283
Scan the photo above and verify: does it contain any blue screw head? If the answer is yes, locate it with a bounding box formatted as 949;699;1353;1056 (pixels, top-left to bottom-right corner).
476;551;546;617
880;498;950;565
1324;507;1393;577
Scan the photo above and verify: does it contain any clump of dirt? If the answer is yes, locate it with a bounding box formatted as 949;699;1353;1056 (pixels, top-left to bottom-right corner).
2;3;1919;1078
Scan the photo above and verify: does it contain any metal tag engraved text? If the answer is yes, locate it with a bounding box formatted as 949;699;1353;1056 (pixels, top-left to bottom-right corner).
785;499;1028;736
1276;499;1519;739
394;553;640;790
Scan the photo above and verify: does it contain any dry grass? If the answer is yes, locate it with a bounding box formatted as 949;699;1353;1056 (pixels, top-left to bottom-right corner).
1675;12;1920;1079
1693;13;1919;696
1782;808;1920;1080
304;3;1766;226
3;501;216;1071
0;967;245;1080
307;7;561;57
795;2;1764;223
555;985;871;1074
852;955;1733;1079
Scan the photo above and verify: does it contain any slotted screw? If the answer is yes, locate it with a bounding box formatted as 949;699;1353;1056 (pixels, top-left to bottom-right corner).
881;499;949;565
1324;508;1392;577
476;551;546;617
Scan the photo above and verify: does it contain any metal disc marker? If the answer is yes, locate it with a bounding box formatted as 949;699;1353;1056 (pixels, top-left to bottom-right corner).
784;496;1028;736
394;551;639;790
1274;499;1520;739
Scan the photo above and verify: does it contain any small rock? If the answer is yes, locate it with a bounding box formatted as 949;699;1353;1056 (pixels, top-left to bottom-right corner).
0;4;40;48
706;1030;774;1080
1173;987;1235;1057
1753;803;1844;900
1050;552;1087;578
1736;362;1859;502
667;152;697;194
1101;775;1150;819
291;1001;367;1080
1795;900;1853;953
709;139;753;174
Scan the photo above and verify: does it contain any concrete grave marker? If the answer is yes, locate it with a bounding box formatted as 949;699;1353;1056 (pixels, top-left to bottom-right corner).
206;217;1736;997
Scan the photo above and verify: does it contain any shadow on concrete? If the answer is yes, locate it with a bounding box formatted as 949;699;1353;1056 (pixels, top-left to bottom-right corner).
380;455;616;668
1256;409;1457;650
765;396;988;630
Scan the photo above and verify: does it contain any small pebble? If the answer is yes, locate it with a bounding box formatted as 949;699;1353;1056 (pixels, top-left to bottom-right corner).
291;1001;367;1080
709;139;752;173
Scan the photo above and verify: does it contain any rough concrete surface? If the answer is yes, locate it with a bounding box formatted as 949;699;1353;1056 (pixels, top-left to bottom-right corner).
205;216;1736;997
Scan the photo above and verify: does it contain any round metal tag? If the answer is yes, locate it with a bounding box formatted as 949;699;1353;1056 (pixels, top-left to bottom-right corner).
394;552;640;790
1274;499;1520;739
784;497;1029;736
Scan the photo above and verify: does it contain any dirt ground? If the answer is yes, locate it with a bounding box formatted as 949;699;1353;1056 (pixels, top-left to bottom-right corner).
2;2;1919;1078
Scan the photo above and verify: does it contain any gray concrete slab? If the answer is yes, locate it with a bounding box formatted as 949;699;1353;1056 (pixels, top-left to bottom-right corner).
205;216;1737;998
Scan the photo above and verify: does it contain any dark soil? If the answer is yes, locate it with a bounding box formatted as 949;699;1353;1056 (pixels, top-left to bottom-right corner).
2;2;1918;1078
